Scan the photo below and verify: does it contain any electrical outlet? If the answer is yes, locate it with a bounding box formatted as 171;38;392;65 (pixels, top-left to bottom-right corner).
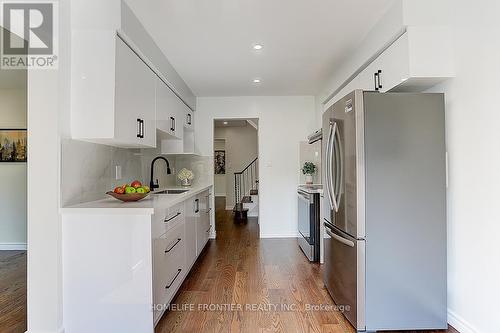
115;165;122;180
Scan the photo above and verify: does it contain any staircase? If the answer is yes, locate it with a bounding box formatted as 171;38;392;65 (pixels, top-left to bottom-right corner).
233;158;259;221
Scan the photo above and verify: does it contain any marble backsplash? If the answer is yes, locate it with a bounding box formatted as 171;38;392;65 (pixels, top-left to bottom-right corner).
175;155;212;186
61;139;144;206
61;139;212;206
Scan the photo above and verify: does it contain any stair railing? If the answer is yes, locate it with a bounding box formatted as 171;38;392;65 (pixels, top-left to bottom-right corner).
234;157;258;204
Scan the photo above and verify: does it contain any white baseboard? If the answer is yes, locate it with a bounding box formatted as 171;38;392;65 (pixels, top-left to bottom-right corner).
26;327;64;333
0;242;27;250
215;193;226;197
260;233;299;238
448;309;478;333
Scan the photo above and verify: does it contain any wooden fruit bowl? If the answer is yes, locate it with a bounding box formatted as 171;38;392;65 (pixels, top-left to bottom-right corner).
106;191;150;202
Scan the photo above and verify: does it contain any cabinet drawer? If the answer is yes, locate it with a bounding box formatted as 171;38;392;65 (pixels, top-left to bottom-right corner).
154;221;185;270
152;202;185;238
153;222;186;320
165;202;185;232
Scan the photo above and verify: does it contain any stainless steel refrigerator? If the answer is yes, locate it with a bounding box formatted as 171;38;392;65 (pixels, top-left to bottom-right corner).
322;91;447;332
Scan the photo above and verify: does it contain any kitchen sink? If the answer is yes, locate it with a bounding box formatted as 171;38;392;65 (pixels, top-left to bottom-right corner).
153;189;189;195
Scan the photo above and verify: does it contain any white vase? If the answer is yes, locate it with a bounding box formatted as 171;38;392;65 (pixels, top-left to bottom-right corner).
305;174;313;184
181;178;192;187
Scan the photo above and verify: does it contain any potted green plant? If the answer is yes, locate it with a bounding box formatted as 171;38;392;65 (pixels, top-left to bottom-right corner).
301;162;316;184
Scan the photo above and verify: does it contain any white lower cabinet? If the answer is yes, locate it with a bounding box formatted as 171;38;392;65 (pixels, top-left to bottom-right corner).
153;222;185;324
196;190;211;255
62;187;213;333
185;196;199;269
152;188;212;326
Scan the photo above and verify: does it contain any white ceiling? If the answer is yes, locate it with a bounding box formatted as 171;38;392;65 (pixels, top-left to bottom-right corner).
214;119;248;128
214;118;258;128
125;0;394;97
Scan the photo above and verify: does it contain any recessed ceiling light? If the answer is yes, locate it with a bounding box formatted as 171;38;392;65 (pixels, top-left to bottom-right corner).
253;78;261;84
253;44;263;50
223;121;228;125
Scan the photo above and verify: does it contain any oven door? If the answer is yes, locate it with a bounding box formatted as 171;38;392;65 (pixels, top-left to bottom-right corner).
298;190;313;244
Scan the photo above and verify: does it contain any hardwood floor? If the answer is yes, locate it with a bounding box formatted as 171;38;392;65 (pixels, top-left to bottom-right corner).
155;197;457;333
0;251;27;333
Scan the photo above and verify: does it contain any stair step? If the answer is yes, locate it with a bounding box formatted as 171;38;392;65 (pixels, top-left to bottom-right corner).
233;203;248;212
250;189;258;195
241;196;253;203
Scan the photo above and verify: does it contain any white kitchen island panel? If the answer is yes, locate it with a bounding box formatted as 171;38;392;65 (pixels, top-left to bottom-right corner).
62;214;153;333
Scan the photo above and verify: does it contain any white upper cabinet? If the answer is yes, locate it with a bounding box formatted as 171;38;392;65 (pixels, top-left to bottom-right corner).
327;26;454;106
71;35;157;148
115;38;156;147
156;78;184;140
160;101;197;155
363;27;454;93
70;0;196;149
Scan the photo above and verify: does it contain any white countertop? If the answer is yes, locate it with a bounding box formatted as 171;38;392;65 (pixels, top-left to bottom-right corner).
298;184;323;194
60;183;213;215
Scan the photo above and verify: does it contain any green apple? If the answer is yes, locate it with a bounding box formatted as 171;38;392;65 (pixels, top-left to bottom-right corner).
136;187;146;194
125;186;136;194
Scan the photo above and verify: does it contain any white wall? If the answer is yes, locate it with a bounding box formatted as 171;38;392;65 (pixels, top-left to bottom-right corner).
28;65;64;332
214;125;258;208
0;89;27;127
316;1;499;332
424;1;500;332
196;96;315;238
0;87;27;249
25;0;68;330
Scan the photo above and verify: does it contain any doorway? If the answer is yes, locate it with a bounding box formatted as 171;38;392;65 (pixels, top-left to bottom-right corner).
213;118;259;228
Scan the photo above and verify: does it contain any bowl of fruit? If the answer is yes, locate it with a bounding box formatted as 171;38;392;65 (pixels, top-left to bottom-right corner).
107;180;151;202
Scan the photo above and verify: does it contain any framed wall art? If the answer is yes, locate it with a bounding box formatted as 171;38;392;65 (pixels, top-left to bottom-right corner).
0;129;27;162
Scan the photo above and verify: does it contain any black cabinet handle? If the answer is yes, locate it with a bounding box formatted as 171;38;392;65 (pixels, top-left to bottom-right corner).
140;119;144;138
187;113;192;125
164;212;181;223
194;199;199;213
206;225;211;233
137;118;142;138
374;70;382;91
374;72;379;91
165;238;181;253
165;268;182;289
170;117;175;132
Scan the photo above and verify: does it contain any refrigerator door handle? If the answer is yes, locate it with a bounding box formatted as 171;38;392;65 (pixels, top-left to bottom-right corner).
325;121;334;210
325;227;355;247
327;121;340;212
334;122;344;210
